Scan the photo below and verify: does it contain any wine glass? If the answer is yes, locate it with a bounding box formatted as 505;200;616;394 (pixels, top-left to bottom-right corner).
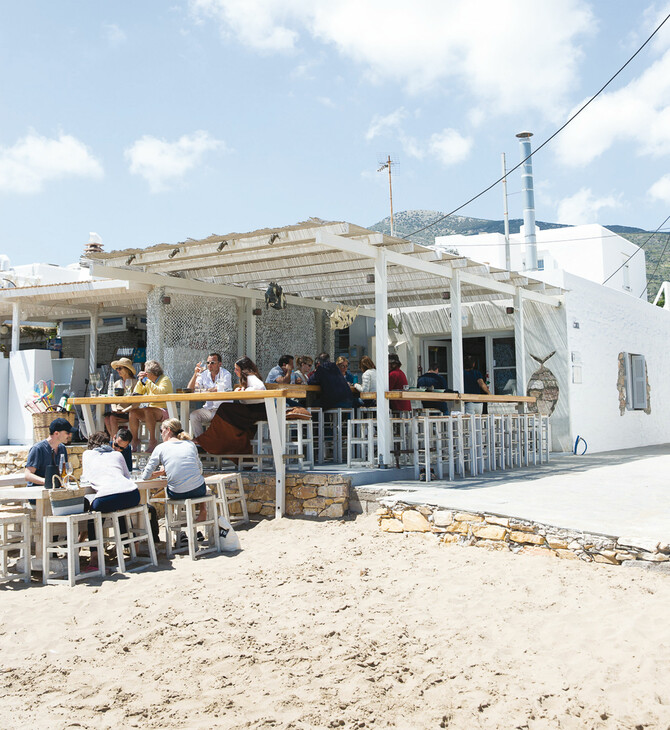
124;378;133;395
64;462;73;485
94;375;103;396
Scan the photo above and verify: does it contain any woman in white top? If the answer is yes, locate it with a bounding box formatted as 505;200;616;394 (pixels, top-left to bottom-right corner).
354;356;377;400
82;430;141;571
291;355;313;385
196;357;267;455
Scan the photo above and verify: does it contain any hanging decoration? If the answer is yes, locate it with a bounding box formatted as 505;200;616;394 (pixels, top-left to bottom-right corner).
265;282;286;310
329;305;359;330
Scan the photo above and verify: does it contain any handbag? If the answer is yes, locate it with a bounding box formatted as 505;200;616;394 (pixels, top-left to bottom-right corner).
49;476;87;516
286;406;312;421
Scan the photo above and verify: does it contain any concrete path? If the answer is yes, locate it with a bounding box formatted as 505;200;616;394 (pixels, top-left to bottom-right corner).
375;444;670;544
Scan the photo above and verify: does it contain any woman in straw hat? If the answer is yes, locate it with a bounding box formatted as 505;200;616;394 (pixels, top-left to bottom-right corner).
104;357;138;436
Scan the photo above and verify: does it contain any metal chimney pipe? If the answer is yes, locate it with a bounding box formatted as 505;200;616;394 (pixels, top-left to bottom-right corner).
516;131;538;271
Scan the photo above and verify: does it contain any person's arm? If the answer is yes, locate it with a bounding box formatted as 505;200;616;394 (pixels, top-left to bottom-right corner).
150;375;173;395
221;370;232;392
187;362;203;391
141;447;162;480
477;378;490;395
24;466;43;485
274;366;293;384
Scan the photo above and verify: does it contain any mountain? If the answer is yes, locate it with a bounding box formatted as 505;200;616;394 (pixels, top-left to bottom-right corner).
369;210;670;300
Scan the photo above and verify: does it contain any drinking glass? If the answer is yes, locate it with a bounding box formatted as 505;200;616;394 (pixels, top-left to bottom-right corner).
64;462;73;484
94;376;104;396
124;378;133;395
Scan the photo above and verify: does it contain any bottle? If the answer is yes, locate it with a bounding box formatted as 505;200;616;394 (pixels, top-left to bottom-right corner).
58;394;68;411
65;391;75;412
58;454;66;484
107;373;115;396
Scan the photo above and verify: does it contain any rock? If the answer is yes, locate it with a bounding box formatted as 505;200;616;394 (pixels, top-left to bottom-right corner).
380;518;404;533
291;485;318;500
320;503;345;518
617;537;660;553
485;516;509;527
328;475;348;484
286;499;303;516
615;552;637;561
416;506;433;516
259;505;274;517
474;539;509;552
637;552;669;562
594;554;620;565
441;533;460;544
509;531;545;546
246;501;263;514
317;484;348;499
454;512;484;523
555;549;579;560
250;484;275;502
285;475;297;487
301;474;329;486
445;522;470;535
547;539;568;550
432;510;453;527
509;522;535;532
374;507;390;516
473;525;507;541
401;510;431;532
303;497;329;510
521;546;555;558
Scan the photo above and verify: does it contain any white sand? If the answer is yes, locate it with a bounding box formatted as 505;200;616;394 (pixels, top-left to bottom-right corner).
2;515;670;729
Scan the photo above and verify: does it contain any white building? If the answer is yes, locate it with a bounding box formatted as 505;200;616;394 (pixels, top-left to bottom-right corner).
435;224;647;300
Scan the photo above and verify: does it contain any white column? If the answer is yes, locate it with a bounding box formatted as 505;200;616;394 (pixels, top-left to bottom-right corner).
88;306;98;375
11;303;21;352
374;251;392;467
236;298;246;358
514;289;526;396
450;271;464;392
245;299;256;359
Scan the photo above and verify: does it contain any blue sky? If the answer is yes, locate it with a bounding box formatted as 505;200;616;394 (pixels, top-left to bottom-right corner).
2;0;670;267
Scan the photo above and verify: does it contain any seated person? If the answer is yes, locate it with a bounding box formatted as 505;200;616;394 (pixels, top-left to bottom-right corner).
336;356;355;385
308;352;356;410
112;427;160;542
354;356;377;399
389;355;411;412
128;359;173;452
104;357;138;436
291;356;313;385
24;417;71;486
142;418;207;522
266;355;293;384
187;352;232;438
196;357;267;456
417;362;450;414
82;430;142;571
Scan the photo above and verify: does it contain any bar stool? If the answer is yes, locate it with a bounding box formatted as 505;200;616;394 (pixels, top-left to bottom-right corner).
286;419;315;469
204;473;249;526
308;407;325;464
347;418;377;467
251;421;274;472
323;408;355;464
164;493;220;560
0;512;31;585
106;504;157;573
43;512;105;586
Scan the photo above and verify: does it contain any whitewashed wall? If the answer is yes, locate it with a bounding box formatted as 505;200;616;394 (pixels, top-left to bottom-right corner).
0;356;8;444
564;272;670;453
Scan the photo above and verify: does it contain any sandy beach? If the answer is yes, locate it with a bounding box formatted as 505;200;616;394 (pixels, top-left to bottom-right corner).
2;514;670;729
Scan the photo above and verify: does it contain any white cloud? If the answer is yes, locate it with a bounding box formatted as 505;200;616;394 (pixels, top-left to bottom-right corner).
104;23;127;46
0;131;103;193
556;187;620;224
649;173;670;203
125;131;225;192
316;96;335;108
191;0;594;116
365;107;423;159
429;128;472;166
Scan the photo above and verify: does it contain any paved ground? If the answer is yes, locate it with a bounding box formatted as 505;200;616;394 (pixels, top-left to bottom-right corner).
373;444;670;544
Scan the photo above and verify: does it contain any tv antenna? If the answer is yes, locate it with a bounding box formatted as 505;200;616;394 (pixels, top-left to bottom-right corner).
377;155;397;237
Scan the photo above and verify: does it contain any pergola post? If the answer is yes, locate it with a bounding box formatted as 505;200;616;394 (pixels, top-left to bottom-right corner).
245;299;256;359
374;250;392;467
450;271;464;392
11;303;21;352
514;288;526;396
88;306;98;375
236;298;246;358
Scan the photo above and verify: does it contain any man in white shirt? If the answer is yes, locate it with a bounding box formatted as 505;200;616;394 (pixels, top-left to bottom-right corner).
187;353;232;437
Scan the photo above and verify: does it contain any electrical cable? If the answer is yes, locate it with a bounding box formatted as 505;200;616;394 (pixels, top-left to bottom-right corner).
635;218;670;297
402;12;670;241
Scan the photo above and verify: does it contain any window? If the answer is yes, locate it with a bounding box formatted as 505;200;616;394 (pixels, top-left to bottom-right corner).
624;353;647;410
537;258;545;271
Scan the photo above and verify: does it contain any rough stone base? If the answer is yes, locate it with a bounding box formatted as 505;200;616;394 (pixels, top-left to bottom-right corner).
376;502;670;568
241;473;350;518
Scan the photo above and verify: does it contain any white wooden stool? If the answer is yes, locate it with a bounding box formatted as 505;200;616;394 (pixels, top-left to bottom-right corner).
0;512;31;585
347;419;377;467
164;494;220;560
286;419;315;469
323;408;355;464
106;504;158;573
43;512;105;586
204;473;249;526
308;407;325;464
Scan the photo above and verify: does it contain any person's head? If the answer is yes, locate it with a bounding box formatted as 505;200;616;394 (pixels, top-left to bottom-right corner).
389;354;402;371
278;354;294;371
235;356;260;386
49;417;73;444
113;427;132;452
335;356;349;374
160;418;189;441
111;357;137;380
296;355;313;373
87;431;110;450
464;355;476;370
428;362;440;373
144;360;163;380
315;352;330;367
205;353;222;374
359;356;375;373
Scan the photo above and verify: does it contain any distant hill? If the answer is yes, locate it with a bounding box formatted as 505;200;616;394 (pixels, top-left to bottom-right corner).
369;210;669;301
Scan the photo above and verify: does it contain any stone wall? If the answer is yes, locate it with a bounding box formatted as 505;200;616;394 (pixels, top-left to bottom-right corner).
236;472;349;518
0;446;85;480
376;502;670;568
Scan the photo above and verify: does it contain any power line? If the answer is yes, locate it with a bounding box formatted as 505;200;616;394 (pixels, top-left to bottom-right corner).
403;12;670;241
632;215;670;297
435;229;670;249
